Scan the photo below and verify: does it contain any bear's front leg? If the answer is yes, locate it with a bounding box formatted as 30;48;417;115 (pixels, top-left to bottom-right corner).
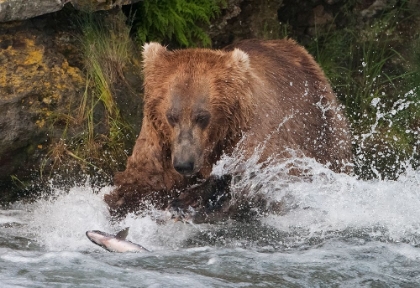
104;180;168;219
104;117;185;219
167;174;232;222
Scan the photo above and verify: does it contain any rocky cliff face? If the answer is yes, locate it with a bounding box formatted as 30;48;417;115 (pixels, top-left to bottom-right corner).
208;0;284;48
0;0;142;22
0;8;144;200
0;16;85;179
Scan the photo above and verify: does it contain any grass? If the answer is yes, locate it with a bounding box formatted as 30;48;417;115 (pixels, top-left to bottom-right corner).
76;11;136;171
41;11;138;180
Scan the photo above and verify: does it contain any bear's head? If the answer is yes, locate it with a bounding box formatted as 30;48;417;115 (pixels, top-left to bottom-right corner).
142;43;253;178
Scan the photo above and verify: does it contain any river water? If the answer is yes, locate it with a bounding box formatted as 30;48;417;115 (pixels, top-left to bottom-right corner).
1;152;420;287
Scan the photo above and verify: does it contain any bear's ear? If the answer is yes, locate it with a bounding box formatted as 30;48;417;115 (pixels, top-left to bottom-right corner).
142;42;167;68
231;48;250;71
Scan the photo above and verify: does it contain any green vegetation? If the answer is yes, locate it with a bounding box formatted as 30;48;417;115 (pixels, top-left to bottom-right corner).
43;11;138;179
132;0;224;47
306;4;420;179
75;12;136;172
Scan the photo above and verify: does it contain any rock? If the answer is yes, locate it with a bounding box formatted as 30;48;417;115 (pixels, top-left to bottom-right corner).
207;0;243;46
0;18;85;181
360;0;398;18
0;9;144;199
325;0;343;4
309;5;334;27
0;0;66;22
0;0;143;22
305;5;335;37
210;0;283;48
71;0;143;11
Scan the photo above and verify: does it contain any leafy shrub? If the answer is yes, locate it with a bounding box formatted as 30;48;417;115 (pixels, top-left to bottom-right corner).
132;0;224;47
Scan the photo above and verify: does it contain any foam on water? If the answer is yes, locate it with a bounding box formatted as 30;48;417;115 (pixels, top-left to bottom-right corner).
20;184;113;252
264;170;420;245
212;150;420;246
6;181;200;252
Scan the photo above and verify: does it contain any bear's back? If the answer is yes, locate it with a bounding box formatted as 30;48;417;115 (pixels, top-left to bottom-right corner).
225;39;352;172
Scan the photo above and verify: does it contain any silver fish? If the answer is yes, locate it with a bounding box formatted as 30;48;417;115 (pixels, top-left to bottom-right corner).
86;227;150;253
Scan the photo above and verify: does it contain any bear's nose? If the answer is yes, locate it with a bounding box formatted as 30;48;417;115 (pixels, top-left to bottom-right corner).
173;159;195;175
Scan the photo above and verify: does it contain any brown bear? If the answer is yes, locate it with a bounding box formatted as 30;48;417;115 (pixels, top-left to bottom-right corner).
104;39;352;219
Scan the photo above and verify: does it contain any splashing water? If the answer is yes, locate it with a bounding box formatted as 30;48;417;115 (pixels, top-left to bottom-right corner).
353;89;420;179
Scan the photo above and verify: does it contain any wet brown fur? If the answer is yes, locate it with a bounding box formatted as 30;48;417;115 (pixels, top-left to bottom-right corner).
104;39;352;217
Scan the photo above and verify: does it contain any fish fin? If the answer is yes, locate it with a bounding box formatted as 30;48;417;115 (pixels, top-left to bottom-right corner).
116;227;130;240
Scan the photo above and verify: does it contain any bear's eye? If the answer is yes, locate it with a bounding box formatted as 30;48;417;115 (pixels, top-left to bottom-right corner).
194;113;210;128
166;113;179;127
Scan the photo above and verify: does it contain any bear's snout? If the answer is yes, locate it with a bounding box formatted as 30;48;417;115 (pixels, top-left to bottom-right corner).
173;157;195;175
172;126;203;176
